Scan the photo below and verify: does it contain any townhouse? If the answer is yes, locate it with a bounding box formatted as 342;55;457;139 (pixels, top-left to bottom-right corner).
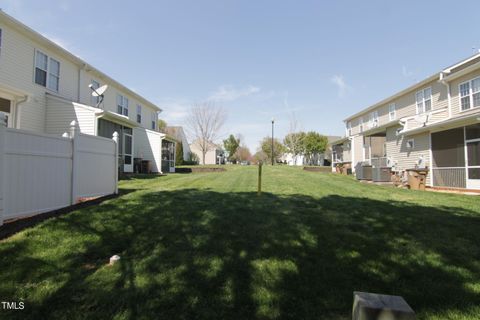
0;10;167;173
332;54;480;190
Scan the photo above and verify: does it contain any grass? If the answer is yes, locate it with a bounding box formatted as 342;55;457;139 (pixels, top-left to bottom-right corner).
1;165;480;319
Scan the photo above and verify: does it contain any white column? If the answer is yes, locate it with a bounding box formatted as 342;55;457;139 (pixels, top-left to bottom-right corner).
70;120;79;205
113;131;119;194
0;114;6;225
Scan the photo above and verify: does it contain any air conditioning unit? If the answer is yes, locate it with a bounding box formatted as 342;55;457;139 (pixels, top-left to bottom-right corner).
355;163;372;180
372;167;392;182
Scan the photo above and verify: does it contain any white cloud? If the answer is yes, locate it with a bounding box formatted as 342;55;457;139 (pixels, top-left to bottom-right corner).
156;98;191;123
330;74;350;98
402;66;414;78
208;85;260;102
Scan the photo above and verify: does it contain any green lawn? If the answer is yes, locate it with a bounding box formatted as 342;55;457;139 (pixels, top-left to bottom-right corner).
1;166;480;319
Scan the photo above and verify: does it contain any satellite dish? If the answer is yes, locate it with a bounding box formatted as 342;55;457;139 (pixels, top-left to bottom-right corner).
415;114;428;125
88;84;108;108
91;84;108;97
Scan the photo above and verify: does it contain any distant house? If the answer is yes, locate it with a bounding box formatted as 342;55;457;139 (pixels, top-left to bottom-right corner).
189;139;225;165
283;135;341;166
165;126;191;161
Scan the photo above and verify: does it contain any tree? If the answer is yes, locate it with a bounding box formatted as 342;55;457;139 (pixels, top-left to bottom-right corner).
235;145;252;162
223;134;240;163
185;101;227;165
260;137;285;164
158;119;167;133
283;114;305;165
252;150;268;164
175;141;184;166
303;131;328;165
284;132;306;164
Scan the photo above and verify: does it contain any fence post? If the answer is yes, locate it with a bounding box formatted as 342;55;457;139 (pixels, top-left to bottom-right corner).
113;131;119;194
70;120;79;205
0;114;5;226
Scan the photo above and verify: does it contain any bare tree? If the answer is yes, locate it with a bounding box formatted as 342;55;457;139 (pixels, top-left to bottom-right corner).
186;101;227;165
283;113;305;165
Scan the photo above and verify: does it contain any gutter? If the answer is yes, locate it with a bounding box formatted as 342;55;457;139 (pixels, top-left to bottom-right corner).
14;95;29;129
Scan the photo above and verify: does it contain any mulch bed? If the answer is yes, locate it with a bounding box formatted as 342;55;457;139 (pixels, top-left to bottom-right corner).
176;167;227;173
0;194;117;241
303;166;332;173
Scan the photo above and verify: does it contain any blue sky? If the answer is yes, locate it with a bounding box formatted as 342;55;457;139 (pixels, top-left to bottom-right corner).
2;0;480;151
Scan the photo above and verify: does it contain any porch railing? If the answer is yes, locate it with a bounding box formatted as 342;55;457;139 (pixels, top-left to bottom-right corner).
432;167;466;189
371;157;388;168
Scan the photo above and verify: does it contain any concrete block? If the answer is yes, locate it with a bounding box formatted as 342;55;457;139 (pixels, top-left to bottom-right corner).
353;291;415;320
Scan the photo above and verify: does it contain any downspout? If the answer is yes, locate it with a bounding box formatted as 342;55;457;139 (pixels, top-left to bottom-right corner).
14;95;29;129
439;71;452;119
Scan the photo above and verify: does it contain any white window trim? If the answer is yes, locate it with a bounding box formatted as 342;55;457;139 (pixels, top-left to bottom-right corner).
388;103;396;121
359;117;364;133
415;87;432;114
90;79;100;107
406;138;415;149
346;121;352;136
370;111;379;127
458;76;480;113
34;49;60;92
136;104;142;124
117;94;129;116
151;112;157;130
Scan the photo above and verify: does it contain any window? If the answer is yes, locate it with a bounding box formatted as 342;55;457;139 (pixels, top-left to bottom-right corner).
406;139;415;149
346;121;352;136
117;94;128;116
34;50;60;91
459;77;480;111
136;105;142;123
416;87;432;114
151;112;157;130
388;103;396;121
90;80;100;107
359;117;364;132
369;111;378;127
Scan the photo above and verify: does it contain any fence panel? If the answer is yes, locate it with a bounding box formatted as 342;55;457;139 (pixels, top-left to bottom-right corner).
3;128;72;220
75;133;117;199
0;119;118;224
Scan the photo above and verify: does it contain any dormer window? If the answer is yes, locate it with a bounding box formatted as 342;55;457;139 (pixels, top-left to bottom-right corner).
117;94;128;116
34;50;60;91
415;87;432;114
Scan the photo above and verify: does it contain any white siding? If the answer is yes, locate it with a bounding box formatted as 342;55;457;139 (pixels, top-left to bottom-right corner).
133;127;162;173
0;22;80;132
45;95;96;135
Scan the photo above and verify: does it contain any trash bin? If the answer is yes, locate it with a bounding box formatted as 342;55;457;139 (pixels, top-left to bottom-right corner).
406;168;428;190
141;160;151;174
134;158;142;173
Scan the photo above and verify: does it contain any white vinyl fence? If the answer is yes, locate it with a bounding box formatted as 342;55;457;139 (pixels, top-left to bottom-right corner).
0;117;118;225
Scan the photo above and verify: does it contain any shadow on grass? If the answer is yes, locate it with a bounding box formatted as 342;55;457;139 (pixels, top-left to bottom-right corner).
1;188;480;319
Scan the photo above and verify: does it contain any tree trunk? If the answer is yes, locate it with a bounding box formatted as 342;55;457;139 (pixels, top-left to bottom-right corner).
202;152;206;165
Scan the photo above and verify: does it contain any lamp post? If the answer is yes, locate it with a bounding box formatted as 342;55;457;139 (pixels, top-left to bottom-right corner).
271;118;275;166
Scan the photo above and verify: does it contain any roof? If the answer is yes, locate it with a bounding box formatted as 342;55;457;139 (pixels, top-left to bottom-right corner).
0;10;162;112
344;53;480;122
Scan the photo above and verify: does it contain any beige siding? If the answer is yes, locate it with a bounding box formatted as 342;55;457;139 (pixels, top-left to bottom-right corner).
449;69;480;118
347;79;449;135
386;126;431;185
45;95;96;136
352;135;363;167
190;143;218;165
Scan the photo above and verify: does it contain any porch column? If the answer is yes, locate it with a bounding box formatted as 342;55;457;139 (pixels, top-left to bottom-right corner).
0;114;6;225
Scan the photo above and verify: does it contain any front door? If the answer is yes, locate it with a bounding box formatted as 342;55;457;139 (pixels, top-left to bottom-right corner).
466;139;480;189
466;124;480;189
123;127;133;173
